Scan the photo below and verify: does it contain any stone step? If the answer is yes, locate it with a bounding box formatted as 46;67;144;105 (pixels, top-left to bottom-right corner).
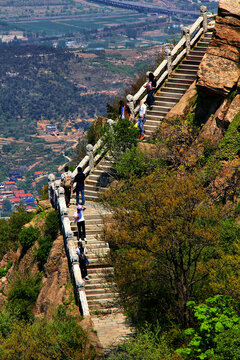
150;103;171;111
163;81;191;89
85;287;113;295
87;298;116;309
190;50;206;57
178;63;199;70
183;59;201;65
87;266;114;274
73;229;102;237
161;87;186;94
144;124;159;132
87;249;109;257
176;68;198;75
169;73;196;81
167;76;192;87
87;292;116;300
148;109;168;117
84;189;102;196
145;119;161;126
85;278;106;285
90;169;111;177
146;115;164;122
184;55;203;61
195;46;208;52
85;179;110;188
158;92;181;99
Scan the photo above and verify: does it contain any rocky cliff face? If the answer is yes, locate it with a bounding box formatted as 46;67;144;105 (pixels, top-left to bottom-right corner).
197;0;240;96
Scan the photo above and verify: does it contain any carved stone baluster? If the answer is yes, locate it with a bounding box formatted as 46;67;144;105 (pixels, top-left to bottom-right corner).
86;144;94;173
183;27;191;55
126;94;135;120
165;47;172;76
201;6;208;33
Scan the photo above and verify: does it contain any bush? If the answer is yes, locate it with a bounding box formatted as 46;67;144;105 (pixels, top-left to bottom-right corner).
44;211;59;240
36;211;60;269
7;272;42;321
19;225;39;251
0;310;14;338
176;295;240;360
101;118;139;163
114;146;166;179
0;306;96;359
105;326;181;360
216;112;240;161
36;235;53;269
0;260;13;279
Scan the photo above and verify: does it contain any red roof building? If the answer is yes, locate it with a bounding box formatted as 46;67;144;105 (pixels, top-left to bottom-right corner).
9;198;21;203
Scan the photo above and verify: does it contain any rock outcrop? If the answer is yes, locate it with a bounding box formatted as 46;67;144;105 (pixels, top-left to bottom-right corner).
197;0;240;96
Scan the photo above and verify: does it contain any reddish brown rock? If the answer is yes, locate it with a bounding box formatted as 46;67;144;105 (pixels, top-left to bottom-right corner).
197;0;240;96
224;95;240;124
197;54;239;95
219;0;240;17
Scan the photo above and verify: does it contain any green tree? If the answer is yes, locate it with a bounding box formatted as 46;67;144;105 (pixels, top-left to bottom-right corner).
176;295;240;360
7;272;42;321
19;225;39;251
102;173;221;326
101;118;139;164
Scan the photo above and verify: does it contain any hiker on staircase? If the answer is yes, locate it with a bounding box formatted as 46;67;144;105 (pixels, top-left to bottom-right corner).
73;166;86;205
144;72;156;110
138;100;147;141
61;165;73;207
76;240;89;281
119;100;130;120
74;204;87;242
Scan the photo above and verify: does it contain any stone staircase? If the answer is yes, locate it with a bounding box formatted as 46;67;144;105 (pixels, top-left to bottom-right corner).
67;32;213;316
84;158;113;202
68;197;132;349
58;30;213;350
144;31;212;136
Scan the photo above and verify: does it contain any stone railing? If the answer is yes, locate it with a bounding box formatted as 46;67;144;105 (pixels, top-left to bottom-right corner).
48;174;90;316
126;6;216;116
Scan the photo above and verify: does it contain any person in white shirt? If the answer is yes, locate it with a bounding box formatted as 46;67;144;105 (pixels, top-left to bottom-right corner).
74;204;86;242
138;100;147;140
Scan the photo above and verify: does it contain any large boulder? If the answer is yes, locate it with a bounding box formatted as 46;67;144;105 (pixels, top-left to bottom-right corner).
197;0;240;96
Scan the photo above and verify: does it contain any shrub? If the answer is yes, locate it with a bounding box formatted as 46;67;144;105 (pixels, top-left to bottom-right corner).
114;146;166;179
36;235;53;269
7;272;42;321
0;307;96;359
0;260;13;279
216;112;240;161
101;118;139;163
36;211;60;269
176;295;240;360
19;225;39;251
105;325;181;360
44;210;59;240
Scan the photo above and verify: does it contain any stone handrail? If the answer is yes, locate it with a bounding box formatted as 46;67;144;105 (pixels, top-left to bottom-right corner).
48;174;90;316
126;6;216;115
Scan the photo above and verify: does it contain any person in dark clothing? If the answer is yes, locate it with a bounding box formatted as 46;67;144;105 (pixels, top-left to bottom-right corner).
145;72;157;110
73;167;86;205
76;241;89;280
